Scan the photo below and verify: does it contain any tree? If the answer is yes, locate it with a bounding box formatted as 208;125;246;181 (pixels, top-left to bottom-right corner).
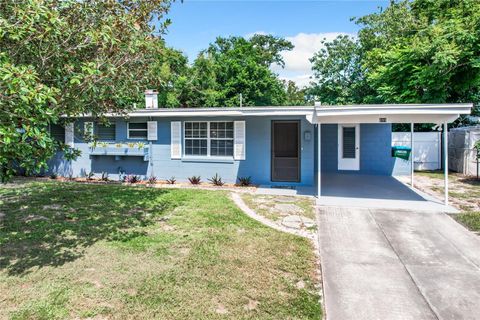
309;0;480;114
284;80;310;106
186;35;294;107
309;35;374;105
358;0;480;108
0;0;173;181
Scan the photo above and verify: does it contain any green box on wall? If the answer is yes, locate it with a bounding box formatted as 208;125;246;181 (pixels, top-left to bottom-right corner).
391;146;412;161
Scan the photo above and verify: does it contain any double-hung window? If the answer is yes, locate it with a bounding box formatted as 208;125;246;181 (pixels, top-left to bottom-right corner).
127;122;148;140
184;121;234;157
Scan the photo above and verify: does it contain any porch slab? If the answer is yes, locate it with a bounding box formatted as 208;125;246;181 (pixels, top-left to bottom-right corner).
318;174;456;212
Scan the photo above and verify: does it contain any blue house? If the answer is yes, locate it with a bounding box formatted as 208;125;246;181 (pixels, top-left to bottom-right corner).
49;90;471;206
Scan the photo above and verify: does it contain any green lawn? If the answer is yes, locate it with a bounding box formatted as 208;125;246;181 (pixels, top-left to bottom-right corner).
0;181;321;319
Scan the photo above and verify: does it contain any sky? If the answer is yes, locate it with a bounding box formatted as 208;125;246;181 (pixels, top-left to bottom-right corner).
162;0;389;87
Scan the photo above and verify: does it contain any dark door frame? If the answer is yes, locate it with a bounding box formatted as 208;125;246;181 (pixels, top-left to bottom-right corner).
271;120;301;182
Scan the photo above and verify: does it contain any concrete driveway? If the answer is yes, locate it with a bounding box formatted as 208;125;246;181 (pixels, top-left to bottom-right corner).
317;207;480;320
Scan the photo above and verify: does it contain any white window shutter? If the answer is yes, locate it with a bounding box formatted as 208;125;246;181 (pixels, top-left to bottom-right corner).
147;121;157;141
234;121;246;160
65;123;74;147
171;121;182;159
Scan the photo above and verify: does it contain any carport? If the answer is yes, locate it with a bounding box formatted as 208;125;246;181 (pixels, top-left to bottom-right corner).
310;103;472;210
318;173;454;212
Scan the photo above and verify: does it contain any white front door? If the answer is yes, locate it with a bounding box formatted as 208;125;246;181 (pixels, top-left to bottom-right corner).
338;124;360;171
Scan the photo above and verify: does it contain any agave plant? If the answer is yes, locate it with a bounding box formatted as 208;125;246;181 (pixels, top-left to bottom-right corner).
237;176;252;187
166;177;176;184
147;175;157;185
188;176;201;185
125;175;140;184
86;171;95;181
208;173;224;186
101;171;109;181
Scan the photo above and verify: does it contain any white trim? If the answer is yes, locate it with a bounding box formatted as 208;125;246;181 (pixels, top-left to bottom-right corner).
127;122;148;140
317;123;321;197
338;124;360;171
147;121;158;141
171;121;182;159
233;120;246;160
443;122;449;206
411;123;414;188
68;103;471;121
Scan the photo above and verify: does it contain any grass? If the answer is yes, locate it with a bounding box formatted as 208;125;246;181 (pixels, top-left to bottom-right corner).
416;171;480;232
456;212;480;232
241;194;316;222
0;180;321;319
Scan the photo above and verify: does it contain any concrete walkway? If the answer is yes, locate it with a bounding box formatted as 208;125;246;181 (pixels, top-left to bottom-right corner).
317;207;480;320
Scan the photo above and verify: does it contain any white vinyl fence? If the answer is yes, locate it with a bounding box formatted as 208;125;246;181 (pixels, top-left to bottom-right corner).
392;132;442;175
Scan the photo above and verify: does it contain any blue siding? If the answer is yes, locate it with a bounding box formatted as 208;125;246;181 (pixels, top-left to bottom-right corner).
48;117;394;184
320;123;394;175
49;116;316;186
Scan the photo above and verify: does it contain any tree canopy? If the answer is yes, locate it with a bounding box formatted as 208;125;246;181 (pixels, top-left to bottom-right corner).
310;0;480;112
185;35;296;107
0;0;174;181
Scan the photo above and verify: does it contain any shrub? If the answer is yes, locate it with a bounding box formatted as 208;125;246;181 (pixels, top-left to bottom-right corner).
188;176;201;185
101;172;109;181
86;171;95;181
148;175;157;185
208;173;224;186
137;142;146;149
49;172;58;180
125;175;140;184
237;176;252;186
127;142;135;148
166;177;176;184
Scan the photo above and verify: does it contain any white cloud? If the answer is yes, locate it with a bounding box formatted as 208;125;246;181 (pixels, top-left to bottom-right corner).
275;32;354;87
279;74;312;88
245;31;355;87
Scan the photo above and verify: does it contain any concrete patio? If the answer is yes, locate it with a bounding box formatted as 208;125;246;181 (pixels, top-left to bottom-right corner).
317;173;456;212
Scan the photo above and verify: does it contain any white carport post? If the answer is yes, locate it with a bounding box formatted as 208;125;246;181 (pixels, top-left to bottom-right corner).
443;121;449;206
317;123;322;198
411;123;414;188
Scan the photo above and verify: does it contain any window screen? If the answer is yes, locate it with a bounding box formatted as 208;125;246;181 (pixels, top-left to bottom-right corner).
183;121;234;157
210;122;233;156
128;122;148;139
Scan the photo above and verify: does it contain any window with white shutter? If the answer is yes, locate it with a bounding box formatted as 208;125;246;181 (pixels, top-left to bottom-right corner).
84;122;94;140
65;123;74;147
147;121;157;141
171;121;182;159
234;121;246;160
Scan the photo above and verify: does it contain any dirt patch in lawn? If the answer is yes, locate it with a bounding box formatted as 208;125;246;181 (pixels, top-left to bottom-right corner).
407;171;480;233
240;194;317;234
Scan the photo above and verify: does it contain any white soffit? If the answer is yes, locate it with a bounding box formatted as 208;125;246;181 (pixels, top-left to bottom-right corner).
314;103;472;124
